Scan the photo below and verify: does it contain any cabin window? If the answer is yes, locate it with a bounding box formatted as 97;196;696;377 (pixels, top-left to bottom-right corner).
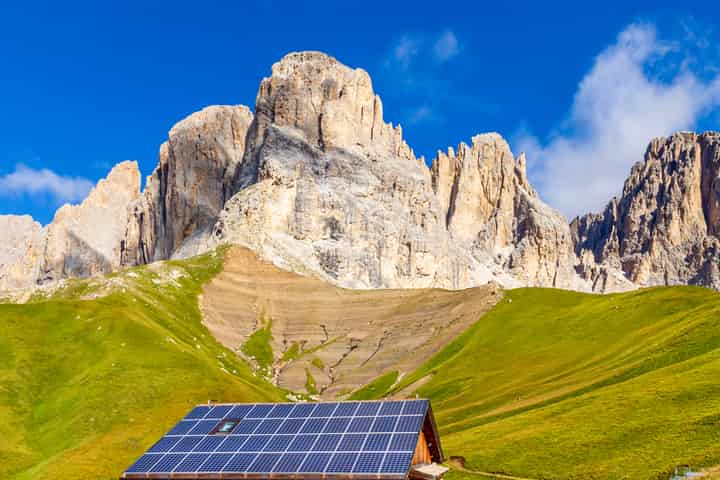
213;418;240;434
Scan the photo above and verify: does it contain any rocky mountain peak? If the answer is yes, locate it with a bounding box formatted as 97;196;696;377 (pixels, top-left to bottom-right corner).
248;51;414;163
573;131;720;291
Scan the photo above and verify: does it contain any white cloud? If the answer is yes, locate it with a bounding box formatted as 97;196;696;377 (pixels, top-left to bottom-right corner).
0;164;94;204
391;35;419;70
433;31;459;62
516;23;720;219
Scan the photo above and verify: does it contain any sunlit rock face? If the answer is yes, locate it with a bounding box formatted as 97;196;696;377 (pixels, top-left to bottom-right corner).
573;132;720;291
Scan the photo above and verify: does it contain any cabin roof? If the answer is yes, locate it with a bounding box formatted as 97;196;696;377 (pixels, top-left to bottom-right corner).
121;399;443;480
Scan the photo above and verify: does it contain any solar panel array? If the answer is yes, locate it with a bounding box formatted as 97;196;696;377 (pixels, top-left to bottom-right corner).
123;400;429;478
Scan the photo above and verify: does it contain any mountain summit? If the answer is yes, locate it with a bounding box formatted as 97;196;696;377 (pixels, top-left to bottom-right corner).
2;52;719;294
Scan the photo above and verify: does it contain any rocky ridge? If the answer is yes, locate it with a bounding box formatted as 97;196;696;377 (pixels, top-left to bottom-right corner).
573;131;720;291
2;52;719;294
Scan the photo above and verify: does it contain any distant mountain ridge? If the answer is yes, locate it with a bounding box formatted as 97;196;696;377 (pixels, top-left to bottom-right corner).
1;51;719;293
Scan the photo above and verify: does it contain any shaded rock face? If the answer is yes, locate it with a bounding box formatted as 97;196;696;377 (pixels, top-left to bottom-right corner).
122;105;254;265
0;216;44;291
572;132;720;291
40;161;141;284
207;52;581;290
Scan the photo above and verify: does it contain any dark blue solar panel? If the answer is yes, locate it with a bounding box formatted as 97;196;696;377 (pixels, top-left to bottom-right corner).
356;402;381;416
223;453;258;472
327;452;358;473
188;419;219;435
364;433;391;451
379;401;404;416
185;406;211;420
265;434;293;452
401;400;428;415
248;452;282;472
206;405;233;419
337;433;366;451
381;452;413;473
268;403;294;418
324;417;351;433
355;452;384;473
149;453;185;473
300;452;332;473
273;452;306;473
247;404;274;418
217;435;247;452
287;434;318;452
170;436;202;453
126;454;162;473
312;433;342;451
396;415;424;433
334;402;359;416
240;435;271;452
372;416;397;433
227;404;253;419
311;402;338;417
255;418;283;435
167;420;196;436
277;418;304;434
347;416;374;433
301;417;328;433
148;436;180;453
175;453;208;472
289;403;317;417
193;435;225;452
125;400;433;477
234;419;261;434
198;453;234;472
390;433;417;451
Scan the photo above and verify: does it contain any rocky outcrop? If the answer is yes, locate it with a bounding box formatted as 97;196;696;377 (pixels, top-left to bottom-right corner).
205;52;583;290
122;105;254;265
572;132;720;291
39;161;141;284
431;134;582;289
18;51;720;295
0;215;45;291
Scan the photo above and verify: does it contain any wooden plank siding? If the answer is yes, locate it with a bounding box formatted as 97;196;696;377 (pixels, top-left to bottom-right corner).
412;430;433;465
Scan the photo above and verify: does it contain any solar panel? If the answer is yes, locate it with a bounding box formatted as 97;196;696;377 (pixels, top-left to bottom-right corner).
273;452;306;472
223;453;257;472
122;400;432;479
381;452;414;473
300;452;332;473
199;453;233;472
206;404;233;419
327;452;358;473
355;452;384;473
149;453;184;473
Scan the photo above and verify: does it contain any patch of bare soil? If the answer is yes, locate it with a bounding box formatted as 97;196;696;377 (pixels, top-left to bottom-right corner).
201;247;502;398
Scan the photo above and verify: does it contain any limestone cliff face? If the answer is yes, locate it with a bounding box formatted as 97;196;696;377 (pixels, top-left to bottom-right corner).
206;52;581;289
40;161;141;284
209;52;484;289
430;134;581;289
0;215;45;291
122;105;254;265
572;132;720;291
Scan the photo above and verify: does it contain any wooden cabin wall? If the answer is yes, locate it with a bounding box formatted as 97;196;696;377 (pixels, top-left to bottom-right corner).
412;431;432;465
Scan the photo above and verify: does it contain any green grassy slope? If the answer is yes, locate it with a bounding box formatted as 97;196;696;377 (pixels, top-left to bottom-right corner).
393;287;720;480
0;251;282;480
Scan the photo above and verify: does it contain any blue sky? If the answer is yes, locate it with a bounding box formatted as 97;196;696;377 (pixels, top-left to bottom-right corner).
1;1;719;224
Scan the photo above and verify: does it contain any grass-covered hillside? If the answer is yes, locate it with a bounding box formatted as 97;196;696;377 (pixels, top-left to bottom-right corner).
0;250;282;480
392;287;720;480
